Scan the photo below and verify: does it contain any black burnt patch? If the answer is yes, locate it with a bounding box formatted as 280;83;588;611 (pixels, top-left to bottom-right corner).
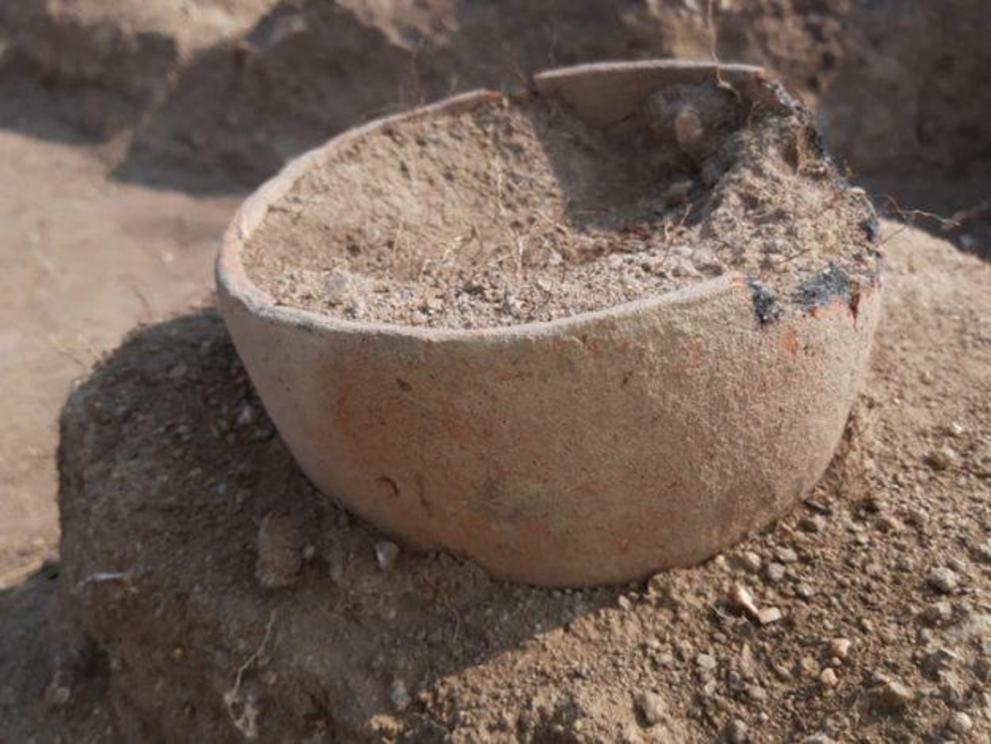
793;263;851;311
747;279;782;325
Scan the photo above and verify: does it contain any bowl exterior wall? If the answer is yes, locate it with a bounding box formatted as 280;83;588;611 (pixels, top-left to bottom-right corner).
219;264;879;586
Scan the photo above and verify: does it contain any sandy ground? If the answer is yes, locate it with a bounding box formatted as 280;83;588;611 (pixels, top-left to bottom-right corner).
0;1;988;739
3;219;986;742
0;98;241;589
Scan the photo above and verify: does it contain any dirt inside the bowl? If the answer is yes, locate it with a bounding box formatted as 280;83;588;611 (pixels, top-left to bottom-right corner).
243;83;879;329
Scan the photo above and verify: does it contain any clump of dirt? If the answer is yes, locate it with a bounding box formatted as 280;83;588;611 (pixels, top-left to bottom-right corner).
53;224;991;742
243;82;878;329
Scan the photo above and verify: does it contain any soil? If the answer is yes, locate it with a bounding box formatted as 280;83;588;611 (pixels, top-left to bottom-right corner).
0;0;989;740
42;222;990;743
245;86;876;328
0;85;241;591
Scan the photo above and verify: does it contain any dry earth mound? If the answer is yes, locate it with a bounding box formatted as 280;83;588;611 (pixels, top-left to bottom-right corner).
51;223;991;742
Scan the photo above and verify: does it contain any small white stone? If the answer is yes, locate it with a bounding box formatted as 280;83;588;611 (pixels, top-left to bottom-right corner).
375;540;400;571
819;668;839;687
928;567;959;594
730;584;760;618
236;403;256;427
636;690;670;727
775;547;799;563
757;607;783;625
829;638;852;660
948;711;973;735
737;551;762;573
696;653;717;672
764;562;786;583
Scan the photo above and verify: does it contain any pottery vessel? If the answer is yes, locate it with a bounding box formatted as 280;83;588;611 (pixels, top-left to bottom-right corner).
217;60;881;586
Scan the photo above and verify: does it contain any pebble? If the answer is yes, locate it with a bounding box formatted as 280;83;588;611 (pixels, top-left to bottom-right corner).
344;297;366;319
819;668;838;687
757;607;783;625
973;540;991;564
617;595;633;612
636;690;670;727
928;567;959;594
800;656;820;679
921;647;960;678
921;601;954;626
829;638;852;660
776;547;799;564
746;684;766;701
875;514;902;533
804;498;832;514
764;562;786;583
948;711;973;735
730;584;760;617
696;653;717;672
895;555;915;572
726;718;748;743
322;270;352;304
939;671;967;705
868;679;913;714
737;551;762;573
946;421;966;437
375;540;400;571
907;508;930;529
799;515;825;533
947;557;967;574
235;403;257;427
926;446;960;471
422;296;444;313
500;294;524;316
655;652;676;668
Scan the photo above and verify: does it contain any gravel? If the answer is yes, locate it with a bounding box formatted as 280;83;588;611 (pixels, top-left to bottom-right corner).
928;567;960;594
636;690;670;727
949;711;974;734
867;679;914;715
